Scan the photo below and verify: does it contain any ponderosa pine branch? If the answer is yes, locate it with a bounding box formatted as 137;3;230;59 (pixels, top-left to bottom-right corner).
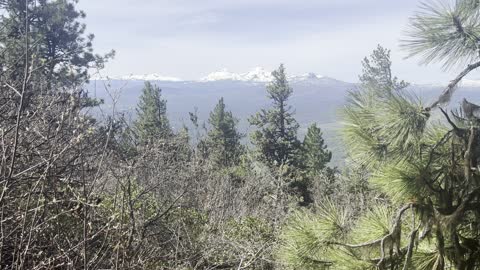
439;108;462;136
327;204;416;251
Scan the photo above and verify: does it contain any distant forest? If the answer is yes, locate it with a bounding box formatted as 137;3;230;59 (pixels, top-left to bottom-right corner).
2;0;480;269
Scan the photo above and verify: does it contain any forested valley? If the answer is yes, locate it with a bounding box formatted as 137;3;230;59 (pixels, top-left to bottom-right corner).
2;0;480;269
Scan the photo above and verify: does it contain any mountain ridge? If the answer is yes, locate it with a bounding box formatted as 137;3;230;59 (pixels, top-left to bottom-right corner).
91;69;480;89
92;67;341;84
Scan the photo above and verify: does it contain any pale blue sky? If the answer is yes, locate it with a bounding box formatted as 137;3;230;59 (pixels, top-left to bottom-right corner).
78;0;470;83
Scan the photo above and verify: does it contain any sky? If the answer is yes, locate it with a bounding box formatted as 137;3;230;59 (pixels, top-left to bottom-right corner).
77;0;473;84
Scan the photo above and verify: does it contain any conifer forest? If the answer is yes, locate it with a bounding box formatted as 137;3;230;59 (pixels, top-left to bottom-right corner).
3;0;480;269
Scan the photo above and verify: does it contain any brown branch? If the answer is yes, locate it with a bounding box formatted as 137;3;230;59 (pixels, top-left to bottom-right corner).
422;130;452;194
402;205;419;270
464;127;476;185
442;186;480;228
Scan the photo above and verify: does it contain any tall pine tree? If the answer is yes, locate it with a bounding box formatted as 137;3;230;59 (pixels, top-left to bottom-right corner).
203;97;244;167
249;64;301;168
250;65;313;205
134;81;171;144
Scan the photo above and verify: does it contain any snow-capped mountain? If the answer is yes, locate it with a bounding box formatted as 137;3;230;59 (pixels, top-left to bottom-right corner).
199;69;243;82
200;67;273;82
199;67;333;83
237;67;273;82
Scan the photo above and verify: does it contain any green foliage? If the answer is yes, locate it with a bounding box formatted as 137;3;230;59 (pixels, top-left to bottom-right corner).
250;64;302;168
278;200;348;269
134;81;172;143
203;97;244;167
370;161;429;204
279;202;418;269
350;206;392;245
343;46;430;169
302;123;332;176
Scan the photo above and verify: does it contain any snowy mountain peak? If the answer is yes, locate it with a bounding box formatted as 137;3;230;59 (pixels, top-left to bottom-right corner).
242;67;273;82
200;68;241;82
200;67;273;82
200;67;326;83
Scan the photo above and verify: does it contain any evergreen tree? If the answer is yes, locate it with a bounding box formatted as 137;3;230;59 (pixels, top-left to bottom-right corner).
0;0;113;88
204;97;244;167
249;64;301;168
359;45;408;92
249;64;313;205
302;123;332;176
134;81;171;144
